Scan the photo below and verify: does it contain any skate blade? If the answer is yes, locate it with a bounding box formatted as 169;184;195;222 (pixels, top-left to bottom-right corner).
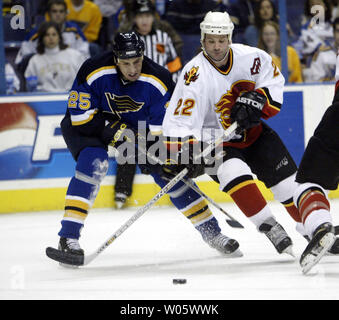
301;233;336;274
282;245;295;258
219;248;243;258
59;262;79;269
230;249;244;258
115;201;125;209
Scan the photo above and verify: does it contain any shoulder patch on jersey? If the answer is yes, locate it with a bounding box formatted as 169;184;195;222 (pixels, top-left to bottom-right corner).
250;57;261;75
184;66;200;85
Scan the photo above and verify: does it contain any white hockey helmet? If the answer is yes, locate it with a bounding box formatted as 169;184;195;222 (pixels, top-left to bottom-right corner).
200;11;234;43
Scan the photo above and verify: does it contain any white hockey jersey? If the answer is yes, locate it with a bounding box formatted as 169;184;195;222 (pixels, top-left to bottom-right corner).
303;46;336;82
162;43;285;148
25;47;85;92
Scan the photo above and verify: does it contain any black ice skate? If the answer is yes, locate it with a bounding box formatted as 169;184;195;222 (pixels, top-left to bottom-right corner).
304;225;339;255
206;233;243;257
59;237;84;256
46;237;85;267
300;222;336;274
114;192;127;209
259;218;294;256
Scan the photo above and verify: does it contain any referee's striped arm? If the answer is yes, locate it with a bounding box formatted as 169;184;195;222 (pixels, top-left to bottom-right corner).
140;29;182;74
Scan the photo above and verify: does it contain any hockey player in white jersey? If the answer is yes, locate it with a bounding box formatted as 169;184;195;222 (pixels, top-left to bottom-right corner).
162;11;307;256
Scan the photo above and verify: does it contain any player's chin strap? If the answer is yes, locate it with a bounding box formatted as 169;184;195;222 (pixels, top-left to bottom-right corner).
46;122;240;267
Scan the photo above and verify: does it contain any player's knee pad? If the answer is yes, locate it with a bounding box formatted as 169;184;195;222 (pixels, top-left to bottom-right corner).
217;158;253;192
75;147;109;185
270;173;298;203
293;182;328;209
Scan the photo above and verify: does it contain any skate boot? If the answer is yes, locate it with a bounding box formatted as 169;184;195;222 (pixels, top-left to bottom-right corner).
59;237;84;256
114;192;127;209
328;226;339;254
259;217;294;256
303;225;339;255
300;222;336;274
206;233;243;257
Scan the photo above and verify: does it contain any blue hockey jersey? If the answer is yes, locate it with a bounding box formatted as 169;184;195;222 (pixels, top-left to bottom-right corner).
67;52;175;135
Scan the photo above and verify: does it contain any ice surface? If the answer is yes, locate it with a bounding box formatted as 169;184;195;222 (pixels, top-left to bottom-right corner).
1;200;339;300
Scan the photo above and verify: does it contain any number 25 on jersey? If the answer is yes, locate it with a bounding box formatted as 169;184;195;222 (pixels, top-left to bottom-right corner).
68;91;91;110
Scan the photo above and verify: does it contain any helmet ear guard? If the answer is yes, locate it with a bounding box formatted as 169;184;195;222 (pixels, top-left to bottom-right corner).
113;31;145;60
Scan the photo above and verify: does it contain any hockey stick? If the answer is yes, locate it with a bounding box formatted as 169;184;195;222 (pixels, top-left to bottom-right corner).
46;122;239;266
182;179;244;228
136;121;244;228
46;167;189;266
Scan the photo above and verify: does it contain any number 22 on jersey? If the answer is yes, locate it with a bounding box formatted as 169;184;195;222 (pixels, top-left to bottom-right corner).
173;98;195;116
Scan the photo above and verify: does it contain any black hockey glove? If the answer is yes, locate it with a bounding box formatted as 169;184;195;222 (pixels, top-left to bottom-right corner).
162;140;205;180
230;91;267;133
101;120;136;148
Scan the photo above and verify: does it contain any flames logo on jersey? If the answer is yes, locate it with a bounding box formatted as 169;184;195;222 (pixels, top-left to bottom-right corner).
105;93;144;118
184;66;199;86
215;80;255;129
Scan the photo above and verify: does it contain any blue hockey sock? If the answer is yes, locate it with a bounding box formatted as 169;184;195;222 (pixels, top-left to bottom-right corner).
58;147;108;239
151;172;221;239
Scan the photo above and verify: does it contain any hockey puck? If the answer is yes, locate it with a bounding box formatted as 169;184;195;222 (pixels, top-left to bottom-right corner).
173;279;187;284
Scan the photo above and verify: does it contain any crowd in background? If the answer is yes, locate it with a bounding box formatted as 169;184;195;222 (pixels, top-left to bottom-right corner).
2;0;339;94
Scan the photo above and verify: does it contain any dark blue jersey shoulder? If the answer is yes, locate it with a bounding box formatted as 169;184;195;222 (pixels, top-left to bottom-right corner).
141;56;175;94
76;51;115;85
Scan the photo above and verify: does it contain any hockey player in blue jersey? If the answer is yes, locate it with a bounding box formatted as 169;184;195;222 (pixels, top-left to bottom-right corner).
53;31;242;261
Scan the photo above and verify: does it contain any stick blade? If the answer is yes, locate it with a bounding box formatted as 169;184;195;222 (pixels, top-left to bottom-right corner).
46;247;84;266
226;219;244;228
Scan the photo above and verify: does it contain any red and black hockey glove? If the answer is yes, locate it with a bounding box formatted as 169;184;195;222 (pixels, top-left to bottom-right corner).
230;91;267;133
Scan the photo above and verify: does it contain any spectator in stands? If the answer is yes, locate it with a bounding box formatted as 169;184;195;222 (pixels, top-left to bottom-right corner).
331;0;339;20
293;0;333;67
24;21;85;92
94;0;122;19
258;21;303;83
227;0;261;42
164;0;221;34
243;0;279;47
94;0;122;49
303;17;339;82
65;0;103;43
15;0;90;68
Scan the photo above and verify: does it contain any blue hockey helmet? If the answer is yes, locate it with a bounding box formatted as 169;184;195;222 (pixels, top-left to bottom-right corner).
112;31;145;60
